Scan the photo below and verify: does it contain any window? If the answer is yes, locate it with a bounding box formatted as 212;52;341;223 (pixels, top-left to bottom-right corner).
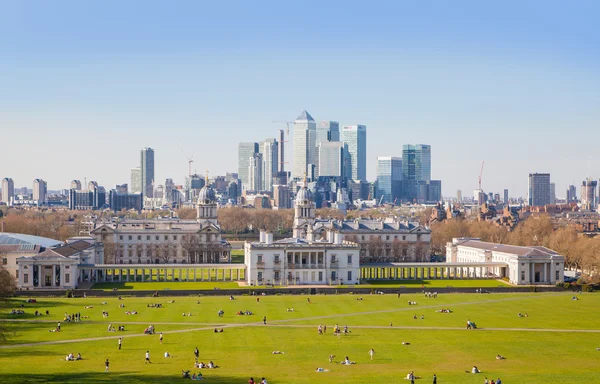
521;271;525;281
274;255;280;263
119;236;123;240
173;235;177;240
128;236;132;241
257;271;263;281
402;236;406;241
65;274;70;283
24;274;29;283
274;271;280;280
318;271;323;281
138;236;141;240
1;258;7;265
347;271;352;281
331;255;337;263
257;255;263;263
556;271;559;280
347;255;353;264
16;270;19;278
361;236;365;240
386;236;390;241
147;236;150;241
164;236;168;241
156;236;159;241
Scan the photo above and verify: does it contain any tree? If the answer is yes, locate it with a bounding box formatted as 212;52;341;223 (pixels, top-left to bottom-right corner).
181;235;201;263
158;242;176;264
177;208;197;220
414;241;428;262
367;236;384;261
0;262;17;343
103;240;117;264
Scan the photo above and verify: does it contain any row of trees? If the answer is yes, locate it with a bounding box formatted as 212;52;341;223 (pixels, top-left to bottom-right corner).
431;216;600;279
0;210;84;241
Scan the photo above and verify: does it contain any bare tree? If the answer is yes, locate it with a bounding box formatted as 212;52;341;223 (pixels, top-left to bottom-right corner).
158;242;176;264
414;241;428;262
181;235;201;263
367;236;384;262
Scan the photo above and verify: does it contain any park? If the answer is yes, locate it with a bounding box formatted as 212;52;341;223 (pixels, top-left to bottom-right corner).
1;290;599;384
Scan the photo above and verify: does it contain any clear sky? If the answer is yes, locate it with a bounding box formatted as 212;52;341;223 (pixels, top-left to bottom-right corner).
1;1;598;198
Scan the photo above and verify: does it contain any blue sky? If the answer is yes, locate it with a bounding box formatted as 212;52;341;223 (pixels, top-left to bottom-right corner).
1;1;598;198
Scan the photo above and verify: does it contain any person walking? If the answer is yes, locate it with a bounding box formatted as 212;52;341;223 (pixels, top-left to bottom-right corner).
57;322;61;331
145;351;151;364
368;349;375;360
263;316;267;325
159;332;163;344
194;347;199;359
104;358;109;372
433;373;437;384
118;337;122;350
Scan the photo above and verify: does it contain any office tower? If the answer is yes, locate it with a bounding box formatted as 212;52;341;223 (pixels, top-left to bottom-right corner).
164;178;175;201
319;142;347;179
116;184;128;194
292;110;317;180
20;187;28;197
140;147;155;198
278;129;285;173
474;189;485;206
317;120;340;145
550;182;556;204
109;189;143;211
259;138;278;192
528;173;551;206
341;125;367;181
581;179;597;210
503;189;509;205
69;184;107;210
32;179;47;205
567;185;577;203
376;157;402;204
130;168;142;194
88;181;98;190
2;178;14;205
238;142;259;190
248;153;263;191
70;180;82;190
273;184;291;209
456;190;463;202
402;144;431;201
427;180;442;202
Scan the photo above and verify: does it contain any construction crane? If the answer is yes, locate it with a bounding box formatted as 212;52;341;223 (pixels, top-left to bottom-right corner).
478;161;485;190
272;120;293;135
177;143;195;177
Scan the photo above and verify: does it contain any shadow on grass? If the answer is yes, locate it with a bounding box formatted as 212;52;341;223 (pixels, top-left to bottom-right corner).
0;372;251;384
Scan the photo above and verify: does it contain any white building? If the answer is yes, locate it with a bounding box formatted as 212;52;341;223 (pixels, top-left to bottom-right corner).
292;110;317;180
245;183;360;286
318;141;347;178
446;237;565;285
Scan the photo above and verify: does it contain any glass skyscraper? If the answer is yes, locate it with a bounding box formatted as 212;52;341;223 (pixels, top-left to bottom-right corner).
319;141;347;179
528;173;551;206
259;138;278;192
140;147;154;198
376;157;402;203
341;125;367;181
402;144;431;200
238;142;259;190
292;110;316;180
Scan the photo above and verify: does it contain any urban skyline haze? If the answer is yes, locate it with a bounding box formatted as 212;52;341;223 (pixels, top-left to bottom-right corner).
1;1;598;197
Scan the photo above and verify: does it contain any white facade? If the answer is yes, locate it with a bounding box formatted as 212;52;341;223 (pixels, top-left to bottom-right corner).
292;110;317;180
245;232;360;286
446;238;565;285
318;141;346;178
341;125;367;181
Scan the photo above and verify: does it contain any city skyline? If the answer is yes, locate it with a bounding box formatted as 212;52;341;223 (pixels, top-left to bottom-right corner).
1;2;598;196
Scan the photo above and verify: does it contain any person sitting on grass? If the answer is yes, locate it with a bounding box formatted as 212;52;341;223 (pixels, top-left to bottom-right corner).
471;366;480;373
315;367;329;372
76;353;82;360
164;351;170;358
272;351;284;354
496;354;505;360
341;356;355;365
208;360;216;368
328;354;336;363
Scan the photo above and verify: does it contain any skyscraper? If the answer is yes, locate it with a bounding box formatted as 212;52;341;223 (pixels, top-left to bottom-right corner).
528;173;551;206
248;152;263;192
292;110;317;180
316;121;340;145
32;179;47;205
70;180;82;190
503;189;509;205
457;189;462;202
341;125;367;181
259;138;278;192
140;147;155;198
319;142;347;179
2;178;14;206
238;142;259;190
376;157;402;203
402;144;431;200
581;179;597;210
550;182;556;204
567;185;577;203
130;168;142;194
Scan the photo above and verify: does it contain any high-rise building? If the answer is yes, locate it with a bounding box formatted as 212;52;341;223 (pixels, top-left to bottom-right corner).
130;168;142;194
341;125;367;181
581;179;597;210
402;144;431;201
248;153;263;192
567;185;577;203
550;182;556;204
109;189;143;211
528;173;551;206
140;147;155;198
457;189;462;202
503;189;509;205
116;184;128;194
69;184;107;210
238;142;259;190
376;157;402;204
317;121;340;145
2;178;14;206
70;180;82;190
319;142;347;179
278;130;285;173
259;138;278;192
292;110;317;180
32;179;47;205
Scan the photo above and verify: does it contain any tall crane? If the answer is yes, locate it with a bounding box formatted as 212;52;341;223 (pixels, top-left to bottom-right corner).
272;120;293;135
177;143;194;177
478;161;485;190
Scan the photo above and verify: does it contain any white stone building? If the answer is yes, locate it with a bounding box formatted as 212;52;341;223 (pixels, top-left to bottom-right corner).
91;181;231;264
446;237;565;285
245;184;360;286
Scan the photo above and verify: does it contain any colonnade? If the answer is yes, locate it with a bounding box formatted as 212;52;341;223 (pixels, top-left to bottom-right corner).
360;265;499;280
81;265;246;283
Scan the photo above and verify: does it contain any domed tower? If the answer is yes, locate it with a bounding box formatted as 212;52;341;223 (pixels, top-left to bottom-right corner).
293;178;316;239
197;172;218;226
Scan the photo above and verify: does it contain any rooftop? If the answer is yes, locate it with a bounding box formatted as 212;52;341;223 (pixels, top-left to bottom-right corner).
454;238;562;258
0;233;62;248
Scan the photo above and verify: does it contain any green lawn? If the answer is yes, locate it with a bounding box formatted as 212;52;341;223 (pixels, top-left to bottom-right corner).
230;249;244;264
1;293;598;383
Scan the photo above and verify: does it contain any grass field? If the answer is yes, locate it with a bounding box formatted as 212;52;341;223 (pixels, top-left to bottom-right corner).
1;292;598;383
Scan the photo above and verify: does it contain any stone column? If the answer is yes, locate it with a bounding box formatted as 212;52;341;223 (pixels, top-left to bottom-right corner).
51;264;56;288
193;269;197;281
179;269;182;281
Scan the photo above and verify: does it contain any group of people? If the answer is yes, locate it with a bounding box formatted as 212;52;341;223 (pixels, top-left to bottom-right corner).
237;310;253;315
9;309;25;315
147;303;163;308
484;377;502;384
436;308;452;313
195;360;217;369
65;353;82;361
517;312;529;317
64;312;82;322
466;319;478;329
143;325;155;334
247;377;267;384
424;292;438;298
408;301;418;305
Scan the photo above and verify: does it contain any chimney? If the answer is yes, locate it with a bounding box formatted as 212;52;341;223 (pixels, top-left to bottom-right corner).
259;230;266;243
334;232;342;245
265;232;273;245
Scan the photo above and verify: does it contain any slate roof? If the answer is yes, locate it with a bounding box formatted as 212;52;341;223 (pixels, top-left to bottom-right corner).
457;239;561;258
52;240;94;257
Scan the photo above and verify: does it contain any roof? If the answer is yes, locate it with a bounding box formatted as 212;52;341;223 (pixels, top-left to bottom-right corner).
313;219;428;233
52;240;95;257
0;233;62;248
17;248;76;262
455;239;561;258
295;110;315;122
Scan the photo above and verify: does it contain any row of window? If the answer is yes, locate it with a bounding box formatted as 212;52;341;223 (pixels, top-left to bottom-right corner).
256;254;352;264
256;270;353;282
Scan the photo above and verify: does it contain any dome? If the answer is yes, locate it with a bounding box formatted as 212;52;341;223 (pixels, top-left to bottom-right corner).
295;186;313;204
197;185;216;204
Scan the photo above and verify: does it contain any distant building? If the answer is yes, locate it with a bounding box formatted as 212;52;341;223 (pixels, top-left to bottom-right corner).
319;142;348;179
70;180;82;191
259;138;278;192
109;189;143;211
292;110;317;180
341;125;367;181
130;168;142;194
248;153;263;192
32;179;47;205
2;178;14;206
349;180;370;201
528;173;551;206
402;144;431;201
238;142;259;190
316;120;340;144
457;189;462;203
273;184;291;209
376;157;402;204
581;179;597;210
567;185;577;203
550;182;556;204
69;185;107;210
116;184;128;194
141;148;155;198
503;189;509;205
